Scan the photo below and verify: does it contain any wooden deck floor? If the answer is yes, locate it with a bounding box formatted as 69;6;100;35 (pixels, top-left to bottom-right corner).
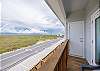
67;55;90;71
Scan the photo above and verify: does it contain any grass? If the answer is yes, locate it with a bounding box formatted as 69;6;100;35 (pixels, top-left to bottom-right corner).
0;35;57;54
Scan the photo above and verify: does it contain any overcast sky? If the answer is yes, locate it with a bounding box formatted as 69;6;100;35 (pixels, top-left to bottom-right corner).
1;0;64;35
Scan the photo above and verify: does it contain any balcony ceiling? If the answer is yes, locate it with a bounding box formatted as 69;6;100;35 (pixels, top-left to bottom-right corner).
46;0;98;23
45;0;89;25
62;0;88;12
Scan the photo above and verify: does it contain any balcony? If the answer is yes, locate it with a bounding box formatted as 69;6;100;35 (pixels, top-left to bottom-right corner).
0;0;100;71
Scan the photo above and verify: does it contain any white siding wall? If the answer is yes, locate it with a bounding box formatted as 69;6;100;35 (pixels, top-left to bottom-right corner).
85;16;93;65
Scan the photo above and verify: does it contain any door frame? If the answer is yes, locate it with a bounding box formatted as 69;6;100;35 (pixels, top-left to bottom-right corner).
91;9;100;65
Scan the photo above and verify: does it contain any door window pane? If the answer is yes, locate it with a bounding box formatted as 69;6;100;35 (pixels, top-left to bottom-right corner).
95;16;100;65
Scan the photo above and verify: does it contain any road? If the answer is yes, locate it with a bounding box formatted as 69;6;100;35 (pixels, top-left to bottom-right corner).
0;39;61;71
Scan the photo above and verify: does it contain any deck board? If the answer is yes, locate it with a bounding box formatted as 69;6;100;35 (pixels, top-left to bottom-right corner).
67;55;91;71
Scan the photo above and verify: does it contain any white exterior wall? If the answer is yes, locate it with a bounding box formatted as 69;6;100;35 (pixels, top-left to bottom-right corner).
85;15;93;65
68;21;85;58
65;23;68;39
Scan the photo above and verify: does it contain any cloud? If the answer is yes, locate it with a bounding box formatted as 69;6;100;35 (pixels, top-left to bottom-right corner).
0;1;1;32
2;0;55;23
1;20;47;34
1;0;64;35
16;28;47;34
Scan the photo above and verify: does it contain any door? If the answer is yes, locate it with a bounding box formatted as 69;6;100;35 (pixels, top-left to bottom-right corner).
91;9;100;65
69;21;84;58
